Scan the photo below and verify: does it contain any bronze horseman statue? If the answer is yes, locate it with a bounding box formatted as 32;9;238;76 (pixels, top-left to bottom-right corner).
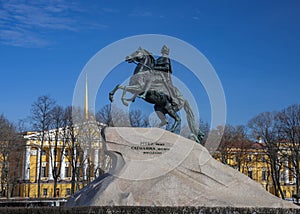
109;46;204;144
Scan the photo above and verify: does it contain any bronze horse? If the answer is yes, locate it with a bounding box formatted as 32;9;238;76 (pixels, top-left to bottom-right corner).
109;47;204;144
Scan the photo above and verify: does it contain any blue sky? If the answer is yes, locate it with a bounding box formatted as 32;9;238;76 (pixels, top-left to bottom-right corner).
0;0;300;127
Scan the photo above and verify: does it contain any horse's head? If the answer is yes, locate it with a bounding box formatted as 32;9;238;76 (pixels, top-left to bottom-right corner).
125;47;153;64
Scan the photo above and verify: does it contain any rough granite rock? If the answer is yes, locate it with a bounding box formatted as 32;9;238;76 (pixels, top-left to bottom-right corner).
66;127;298;208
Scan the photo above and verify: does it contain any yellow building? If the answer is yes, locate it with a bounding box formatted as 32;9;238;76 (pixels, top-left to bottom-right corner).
8;119;111;200
213;140;297;200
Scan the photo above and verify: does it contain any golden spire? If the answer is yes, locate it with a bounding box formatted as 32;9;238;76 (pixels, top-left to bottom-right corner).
84;72;89;120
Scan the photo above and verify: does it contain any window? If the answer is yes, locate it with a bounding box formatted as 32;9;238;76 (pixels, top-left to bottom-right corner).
65;167;70;177
234;154;239;162
262;156;266;162
262;169;266;181
248;155;252;162
41;167;47;177
43;188;48;197
66;188;71;196
42;149;47;156
248;168;253;179
65;150;69;156
56;188;60;197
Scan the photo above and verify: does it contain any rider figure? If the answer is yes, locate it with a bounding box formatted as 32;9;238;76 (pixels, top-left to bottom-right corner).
140;45;175;101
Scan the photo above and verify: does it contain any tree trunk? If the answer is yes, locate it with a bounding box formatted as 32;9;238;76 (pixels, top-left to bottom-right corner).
53;179;57;197
269;158;280;197
71;167;76;195
6;161;10;199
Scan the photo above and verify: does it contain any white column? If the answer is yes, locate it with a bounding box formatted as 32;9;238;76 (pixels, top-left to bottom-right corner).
293;167;297;183
72;147;76;166
24;143;31;180
48;147;54;180
60;148;66;180
36;147;41;181
83;148;88;180
72;147;77;177
94;147;99;177
284;159;289;184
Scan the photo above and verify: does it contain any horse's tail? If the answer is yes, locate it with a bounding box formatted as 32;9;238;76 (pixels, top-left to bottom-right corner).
183;100;197;136
183;100;204;144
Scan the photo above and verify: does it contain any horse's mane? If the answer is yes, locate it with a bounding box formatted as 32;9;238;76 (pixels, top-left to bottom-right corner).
143;49;155;62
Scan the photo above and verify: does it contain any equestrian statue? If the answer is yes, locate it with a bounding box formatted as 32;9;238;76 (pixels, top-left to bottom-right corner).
109;46;204;144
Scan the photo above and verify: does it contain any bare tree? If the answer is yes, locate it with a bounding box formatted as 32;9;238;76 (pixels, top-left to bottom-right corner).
211;125;250;166
96;104;112;126
49;105;65;197
64;106;85;194
0;114;13;197
30;95;55;198
278;104;300;199
0;114;22;198
129;109;149;127
232;125;253;172
218;125;236;164
248;111;285;199
96;105;147;128
9;120;26;197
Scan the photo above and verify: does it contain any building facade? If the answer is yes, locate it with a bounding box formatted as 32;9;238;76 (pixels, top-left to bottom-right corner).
213;141;297;200
9;123;111;199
